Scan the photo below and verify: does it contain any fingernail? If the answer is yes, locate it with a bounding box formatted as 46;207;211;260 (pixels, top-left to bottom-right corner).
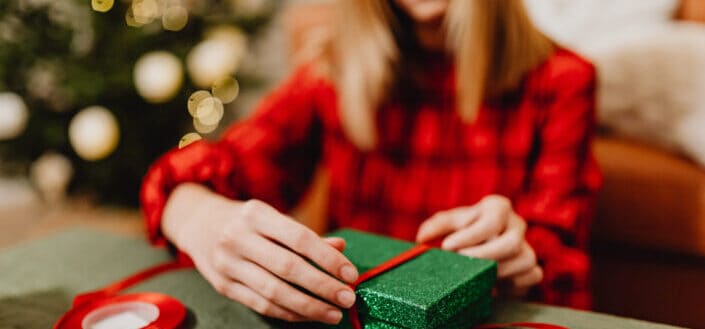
340;264;358;283
337;289;356;308
325;309;343;324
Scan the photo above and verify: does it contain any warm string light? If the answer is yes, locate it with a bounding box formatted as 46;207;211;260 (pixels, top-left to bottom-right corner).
195;97;224;126
133;51;184;103
91;0;189;32
89;2;247;150
212;76;240;104
187;26;248;88
180;76;240;148
68;106;120;161
131;0;160;25
30;152;74;205
91;0;115;13
178;132;202;149
0;92;29;140
162;5;189;31
187;90;211;117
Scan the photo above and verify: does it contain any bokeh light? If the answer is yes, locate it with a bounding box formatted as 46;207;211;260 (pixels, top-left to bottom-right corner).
162;5;189;31
133;51;184;103
91;0;115;13
212;77;240;104
68;106;120;161
187;90;212;117
178;132;202;148
195;96;224;126
132;0;160;25
187;26;247;87
0;92;29;141
193;118;218;134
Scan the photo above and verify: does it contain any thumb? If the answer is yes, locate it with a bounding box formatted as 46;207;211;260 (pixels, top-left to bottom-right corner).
416;207;479;244
416;213;456;244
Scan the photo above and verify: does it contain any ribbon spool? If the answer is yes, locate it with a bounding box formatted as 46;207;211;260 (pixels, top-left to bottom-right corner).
54;292;184;329
53;261;192;329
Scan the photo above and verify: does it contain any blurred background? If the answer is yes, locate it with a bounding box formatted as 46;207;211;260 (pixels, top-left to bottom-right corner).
1;0;704;328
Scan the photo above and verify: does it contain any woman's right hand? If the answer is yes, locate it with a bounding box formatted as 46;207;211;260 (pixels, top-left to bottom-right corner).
161;183;358;324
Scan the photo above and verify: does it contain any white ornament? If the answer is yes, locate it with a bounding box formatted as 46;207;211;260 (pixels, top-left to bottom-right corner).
30;152;73;205
134;51;183;103
187;26;247;88
69;106;120;161
0;92;29;140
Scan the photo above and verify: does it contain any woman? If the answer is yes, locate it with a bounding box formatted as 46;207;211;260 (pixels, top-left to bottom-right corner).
141;0;601;325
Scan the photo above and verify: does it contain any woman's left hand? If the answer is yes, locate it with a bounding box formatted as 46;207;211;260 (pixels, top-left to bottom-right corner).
416;195;543;295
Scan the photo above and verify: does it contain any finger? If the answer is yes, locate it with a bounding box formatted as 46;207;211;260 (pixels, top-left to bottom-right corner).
324;237;346;252
416;206;478;243
231;234;356;310
456;214;526;260
221;281;309;322
496;243;537;278
457;232;522;260
197;261;307;322
442;208;507;250
244;200;358;284
220;258;344;324
511;266;544;289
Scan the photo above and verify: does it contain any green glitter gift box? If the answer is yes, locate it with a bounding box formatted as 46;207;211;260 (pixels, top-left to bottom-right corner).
327;229;497;329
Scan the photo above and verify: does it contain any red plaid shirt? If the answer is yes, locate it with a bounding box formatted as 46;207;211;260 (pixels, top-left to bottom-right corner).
141;48;602;309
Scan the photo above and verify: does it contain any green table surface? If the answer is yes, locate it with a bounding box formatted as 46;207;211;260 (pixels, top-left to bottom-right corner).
0;228;686;329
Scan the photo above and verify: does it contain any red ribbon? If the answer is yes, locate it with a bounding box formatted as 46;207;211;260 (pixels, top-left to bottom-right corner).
346;240;569;329
72;260;193;307
348;243;436;329
53;260;193;329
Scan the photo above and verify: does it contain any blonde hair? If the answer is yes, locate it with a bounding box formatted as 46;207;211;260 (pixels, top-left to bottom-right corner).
326;0;554;150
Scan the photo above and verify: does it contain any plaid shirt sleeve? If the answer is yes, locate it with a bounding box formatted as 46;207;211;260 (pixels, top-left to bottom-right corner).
514;56;603;309
139;66;323;246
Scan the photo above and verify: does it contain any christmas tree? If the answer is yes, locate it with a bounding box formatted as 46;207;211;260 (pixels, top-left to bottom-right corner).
0;0;277;205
